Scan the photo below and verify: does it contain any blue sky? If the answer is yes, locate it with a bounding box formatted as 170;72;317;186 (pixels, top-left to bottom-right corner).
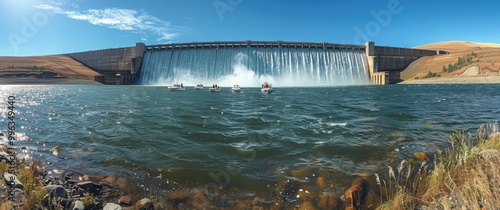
1;0;499;56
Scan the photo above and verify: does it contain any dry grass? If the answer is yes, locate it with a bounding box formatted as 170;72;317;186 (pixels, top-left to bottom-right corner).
415;41;500;53
402;41;500;80
377;123;500;209
0;55;101;80
17;163;48;209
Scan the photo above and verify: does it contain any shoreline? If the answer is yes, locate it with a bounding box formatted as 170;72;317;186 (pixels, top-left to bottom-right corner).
0;77;101;85
399;75;500;84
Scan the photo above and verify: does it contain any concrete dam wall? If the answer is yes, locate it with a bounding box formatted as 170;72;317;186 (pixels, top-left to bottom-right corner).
67;47;135;72
65;41;441;85
366;42;443;84
66;43;145;84
375;46;437;71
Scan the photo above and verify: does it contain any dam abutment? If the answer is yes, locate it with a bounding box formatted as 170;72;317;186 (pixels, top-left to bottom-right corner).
367;41;444;84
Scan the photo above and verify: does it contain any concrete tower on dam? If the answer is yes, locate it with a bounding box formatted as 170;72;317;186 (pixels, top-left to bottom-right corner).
66;41;444;85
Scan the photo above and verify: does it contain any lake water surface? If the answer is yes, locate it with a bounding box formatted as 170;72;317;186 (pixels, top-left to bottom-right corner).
1;84;499;198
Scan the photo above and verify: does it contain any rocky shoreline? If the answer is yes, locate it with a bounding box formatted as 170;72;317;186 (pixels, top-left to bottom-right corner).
0;138;438;210
0;143;155;209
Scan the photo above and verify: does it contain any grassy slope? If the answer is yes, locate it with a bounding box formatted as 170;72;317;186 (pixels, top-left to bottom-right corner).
0;55;100;81
401;41;500;80
377;124;500;209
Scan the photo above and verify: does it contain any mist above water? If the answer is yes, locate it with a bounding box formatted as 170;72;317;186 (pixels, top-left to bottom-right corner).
140;47;370;87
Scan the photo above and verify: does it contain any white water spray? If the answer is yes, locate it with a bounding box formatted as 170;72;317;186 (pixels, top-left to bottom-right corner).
140;46;370;87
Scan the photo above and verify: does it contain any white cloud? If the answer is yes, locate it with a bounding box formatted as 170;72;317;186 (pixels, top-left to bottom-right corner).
35;4;184;42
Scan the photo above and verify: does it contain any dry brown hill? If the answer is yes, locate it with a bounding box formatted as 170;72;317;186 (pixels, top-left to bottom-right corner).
415;41;500;53
401;41;500;80
0;55;101;83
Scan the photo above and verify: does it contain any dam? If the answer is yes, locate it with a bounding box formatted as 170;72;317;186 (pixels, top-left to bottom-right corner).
66;41;443;85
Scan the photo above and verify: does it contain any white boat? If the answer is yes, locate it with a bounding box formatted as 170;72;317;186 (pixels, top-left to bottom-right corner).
195;84;204;90
209;84;221;92
168;82;185;91
261;82;273;93
231;85;241;92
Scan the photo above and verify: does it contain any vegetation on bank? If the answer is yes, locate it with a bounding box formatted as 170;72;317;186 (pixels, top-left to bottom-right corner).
377;123;500;209
441;52;479;73
422;71;441;79
1;65;48;71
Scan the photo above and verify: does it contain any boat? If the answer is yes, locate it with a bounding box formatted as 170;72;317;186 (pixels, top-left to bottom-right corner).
261;82;273;93
209;84;221;92
195;84;204;90
231;85;241;92
167;82;185;91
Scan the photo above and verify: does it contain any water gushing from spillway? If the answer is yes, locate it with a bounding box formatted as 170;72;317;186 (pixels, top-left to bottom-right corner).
139;47;370;87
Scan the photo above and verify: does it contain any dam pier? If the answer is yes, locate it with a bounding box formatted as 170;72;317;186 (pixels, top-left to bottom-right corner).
65;41;444;85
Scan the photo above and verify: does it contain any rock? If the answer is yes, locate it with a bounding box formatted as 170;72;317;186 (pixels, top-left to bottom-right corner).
407;159;417;166
344;179;366;210
3;172;24;189
103;203;123;210
9;188;24;204
189;192;210;209
290;167;312;177
298;201;316;210
43;185;69;207
51;145;61;156
104;175;116;184
363;189;381;210
70;150;83;157
395;136;407;141
43;184;68;200
235;199;247;209
297;186;318;202
119;195;132;206
386;132;407;142
413;151;430;162
117;177;127;189
71;200;85;210
76;181;103;195
315;176;325;189
316;194;339;209
169;189;189;201
252;197;260;206
135;198;154;210
58;198;76;209
0;144;8;152
0;152;9;162
277;180;299;203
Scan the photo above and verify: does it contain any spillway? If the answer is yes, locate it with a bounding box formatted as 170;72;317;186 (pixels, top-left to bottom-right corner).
139;43;370;86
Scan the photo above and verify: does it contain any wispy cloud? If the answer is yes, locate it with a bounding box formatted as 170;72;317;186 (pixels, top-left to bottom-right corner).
35;4;186;42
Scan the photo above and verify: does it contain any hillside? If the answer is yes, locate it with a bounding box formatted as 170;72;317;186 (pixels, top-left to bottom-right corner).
0;55;101;84
401;41;500;82
415;41;500;53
